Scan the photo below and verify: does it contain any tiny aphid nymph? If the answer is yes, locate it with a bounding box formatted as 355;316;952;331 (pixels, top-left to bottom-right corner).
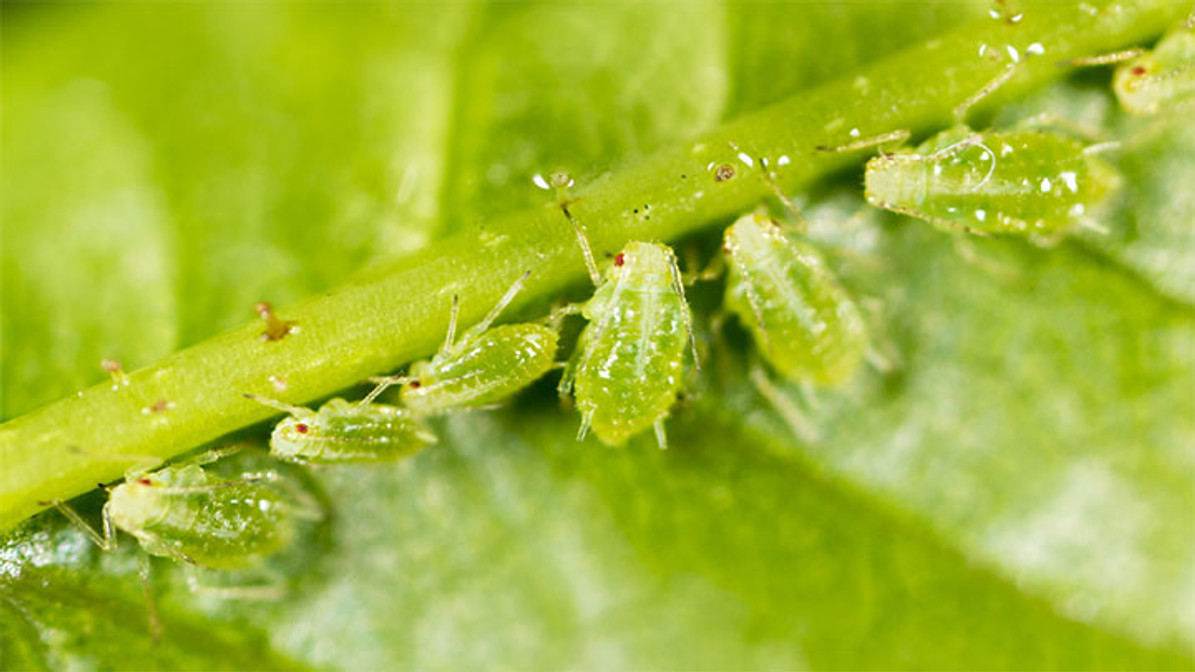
370;271;559;416
723;213;867;386
559;239;697;449
245;388;437;465
864;125;1120;239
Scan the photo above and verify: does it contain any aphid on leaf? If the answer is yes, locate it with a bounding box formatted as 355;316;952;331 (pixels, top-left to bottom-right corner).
863;126;1119;238
47;453;302;571
245;385;437;465
556;225;697;448
368;271;559;416
838;67;1121;240
722;212;867;386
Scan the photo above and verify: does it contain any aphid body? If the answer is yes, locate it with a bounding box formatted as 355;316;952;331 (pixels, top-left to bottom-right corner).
69;464;296;569
562;242;694;447
722;213;866;386
865;126;1120;237
396;273;558;415
1114;26;1195;116
248;394;437;465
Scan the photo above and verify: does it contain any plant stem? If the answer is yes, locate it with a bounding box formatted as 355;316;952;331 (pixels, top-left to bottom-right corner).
0;0;1181;531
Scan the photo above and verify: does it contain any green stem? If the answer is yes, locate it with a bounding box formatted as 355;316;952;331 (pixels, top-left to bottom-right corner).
0;0;1181;530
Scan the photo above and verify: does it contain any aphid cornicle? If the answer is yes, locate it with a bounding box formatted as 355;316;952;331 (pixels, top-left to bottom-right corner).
863;125;1120;238
558;240;696;449
372;271;559;416
245;390;437;465
722;212;867;386
51;461;297;570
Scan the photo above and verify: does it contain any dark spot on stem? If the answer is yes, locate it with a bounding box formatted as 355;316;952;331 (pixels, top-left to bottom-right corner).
714;164;735;182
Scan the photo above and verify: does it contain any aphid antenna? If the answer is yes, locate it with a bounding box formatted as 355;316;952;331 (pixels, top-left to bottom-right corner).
468;270;532;341
243;392;310;417
64;445;164;480
729;141;809;232
814;129;912;155
666;250;702;372
749;366;821;444
153;476;269;496
967;139;998;193
1076;218;1111;235
1063;48;1147;67
953;64;1016;123
361;376;411;405
186;444;249;467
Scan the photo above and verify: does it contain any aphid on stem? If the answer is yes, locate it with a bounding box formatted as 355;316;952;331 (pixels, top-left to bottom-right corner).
368;271;559;417
839;65;1121;241
555;210;697;448
245;386;436;465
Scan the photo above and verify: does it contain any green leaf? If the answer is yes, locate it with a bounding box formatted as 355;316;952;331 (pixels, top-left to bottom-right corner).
2;1;1192;668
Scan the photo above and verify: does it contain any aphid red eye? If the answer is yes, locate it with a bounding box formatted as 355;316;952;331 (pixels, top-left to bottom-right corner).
137;478;152;486
408;380;422;389
295;423;309;434
614;253;625;267
1130;65;1146;76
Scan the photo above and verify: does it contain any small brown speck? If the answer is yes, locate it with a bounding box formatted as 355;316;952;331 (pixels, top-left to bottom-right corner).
714;164;735;182
256;301;296;342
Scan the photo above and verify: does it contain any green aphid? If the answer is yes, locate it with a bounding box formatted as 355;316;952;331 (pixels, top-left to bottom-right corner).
864;125;1120;239
559;240;697;449
373;271;559;416
245;390;437;465
1113;24;1195;116
722;212;866;386
51;462;297;570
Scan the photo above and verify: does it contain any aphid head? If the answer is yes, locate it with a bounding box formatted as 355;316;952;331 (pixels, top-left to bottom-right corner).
107;473;172;532
724;213;782;252
270;414;321;461
863;153;928;213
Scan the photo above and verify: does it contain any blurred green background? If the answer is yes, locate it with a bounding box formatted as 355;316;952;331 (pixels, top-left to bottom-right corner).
2;2;1193;669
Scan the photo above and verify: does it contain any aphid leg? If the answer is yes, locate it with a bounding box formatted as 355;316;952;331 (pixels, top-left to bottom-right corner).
243;393;310;416
666;250;701;371
951;235;1019;281
859;297;902;375
139;552;164;643
456;270;532;347
1064;48;1147;67
252;471;325;521
1016;112;1104;141
184;443;249;468
953;65;1016;123
442;294;460;353
45;499;117;551
576;409;594;442
1082;140;1122;156
361;376;410;405
815;129;912;154
185;566;287;600
749;367;820;443
653;420;669;451
557;351;579;400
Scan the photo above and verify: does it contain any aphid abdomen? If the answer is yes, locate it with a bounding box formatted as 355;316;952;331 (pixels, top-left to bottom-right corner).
573;244;689;445
723;215;866;385
866;130;1119;236
1114;29;1195;116
301;400;433;464
401;324;558;415
110;466;294;569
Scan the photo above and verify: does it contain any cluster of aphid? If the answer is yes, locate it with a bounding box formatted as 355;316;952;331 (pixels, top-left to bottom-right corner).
44;11;1192;633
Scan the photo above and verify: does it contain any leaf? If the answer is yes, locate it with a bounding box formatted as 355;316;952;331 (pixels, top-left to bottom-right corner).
2;1;1192;669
